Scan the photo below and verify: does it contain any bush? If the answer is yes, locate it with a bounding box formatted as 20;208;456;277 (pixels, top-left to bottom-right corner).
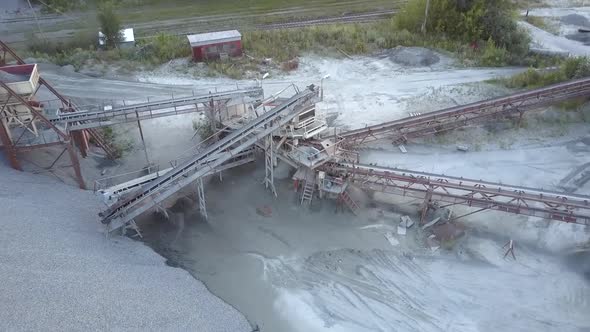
479;38;509;66
98;1;122;49
502;57;590;88
27;29;95;55
394;0;529;62
136;33;191;64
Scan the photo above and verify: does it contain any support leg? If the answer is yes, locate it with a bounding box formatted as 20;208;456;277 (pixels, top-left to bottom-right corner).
420;188;433;224
197;177;207;220
263;135;277;197
66;140;86;190
0;118;20;170
136;114;150;165
72;130;88;158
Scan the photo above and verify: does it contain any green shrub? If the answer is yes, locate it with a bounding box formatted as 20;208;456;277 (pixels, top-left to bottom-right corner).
502;57;590;88
97;1;122;49
27;29;96;55
394;0;529;61
136;33;191;64
479;38;509;66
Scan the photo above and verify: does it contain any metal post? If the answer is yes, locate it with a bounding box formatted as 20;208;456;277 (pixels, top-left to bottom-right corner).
197;177;207;219
0;118;20;170
420;187;433;224
66;140;86;190
136;111;150;165
264;135;277;197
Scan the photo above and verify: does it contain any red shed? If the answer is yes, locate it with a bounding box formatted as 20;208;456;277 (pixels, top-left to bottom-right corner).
187;30;242;62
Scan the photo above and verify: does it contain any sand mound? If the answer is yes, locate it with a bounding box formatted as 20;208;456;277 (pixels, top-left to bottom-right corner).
389;47;440;67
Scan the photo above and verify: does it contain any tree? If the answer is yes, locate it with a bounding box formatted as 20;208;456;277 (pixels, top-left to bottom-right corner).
395;0;529;58
97;1;122;49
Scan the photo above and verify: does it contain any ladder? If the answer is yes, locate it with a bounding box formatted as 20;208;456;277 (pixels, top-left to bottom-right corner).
300;179;315;205
86;128;118;159
338;189;359;215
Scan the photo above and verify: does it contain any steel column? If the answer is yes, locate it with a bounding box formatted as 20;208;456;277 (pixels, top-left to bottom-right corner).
66;140;86;190
197;177;207;220
264;135;277;197
0;118;20;170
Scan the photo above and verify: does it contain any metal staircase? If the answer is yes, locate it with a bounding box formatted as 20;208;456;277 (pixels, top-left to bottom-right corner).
86;128;118;159
100;86;318;231
338;189;359;215
300;179;315;205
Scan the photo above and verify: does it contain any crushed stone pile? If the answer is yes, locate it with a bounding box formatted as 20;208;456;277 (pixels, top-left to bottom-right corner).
389;46;440;67
0;163;250;331
0;70;28;83
561;14;590;27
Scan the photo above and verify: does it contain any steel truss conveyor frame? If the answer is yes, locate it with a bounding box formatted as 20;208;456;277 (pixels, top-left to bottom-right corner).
48;87;263;131
100;86;318;230
339;76;590;146
327;163;590;226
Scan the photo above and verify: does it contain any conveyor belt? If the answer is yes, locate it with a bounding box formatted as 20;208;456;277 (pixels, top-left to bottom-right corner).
100;85;318;230
339;77;590;145
48;87;263;130
327;163;590;226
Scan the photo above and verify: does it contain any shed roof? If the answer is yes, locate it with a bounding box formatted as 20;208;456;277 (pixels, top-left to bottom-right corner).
187;30;241;47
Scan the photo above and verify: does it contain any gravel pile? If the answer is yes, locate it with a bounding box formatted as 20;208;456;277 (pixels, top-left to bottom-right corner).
0;71;28;83
561;14;590;27
389;46;440;67
0;164;250;331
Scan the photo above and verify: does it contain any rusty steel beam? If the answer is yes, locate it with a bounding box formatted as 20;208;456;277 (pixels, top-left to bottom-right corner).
0;81;69;140
0;44;86;188
0;119;20;170
0;40;118;159
339;77;590;146
325;163;590;226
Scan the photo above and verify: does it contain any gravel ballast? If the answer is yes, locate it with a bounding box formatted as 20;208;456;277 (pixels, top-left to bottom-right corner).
0;164;250;331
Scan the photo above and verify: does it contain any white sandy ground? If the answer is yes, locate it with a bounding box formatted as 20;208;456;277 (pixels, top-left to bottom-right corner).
0;160;251;331
140;162;590;332
13;45;590;331
519;20;590;56
519;4;590;56
136;55;524;131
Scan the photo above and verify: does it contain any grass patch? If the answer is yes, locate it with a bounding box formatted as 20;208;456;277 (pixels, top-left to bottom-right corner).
524;16;559;35
498;57;590;89
119;0;398;23
243;21;524;67
525;16;549;30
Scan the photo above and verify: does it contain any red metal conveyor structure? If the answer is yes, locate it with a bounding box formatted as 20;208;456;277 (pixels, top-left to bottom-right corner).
324;163;590;226
0;41;91;188
338;76;590;147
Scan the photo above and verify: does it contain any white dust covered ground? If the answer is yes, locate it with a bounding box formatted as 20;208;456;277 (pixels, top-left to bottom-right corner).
0;163;250;331
140;165;590;332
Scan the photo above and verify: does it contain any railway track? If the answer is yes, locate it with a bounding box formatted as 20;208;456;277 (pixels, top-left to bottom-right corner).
134;10;396;40
255;11;395;31
0;13;63;24
2;7;398;44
